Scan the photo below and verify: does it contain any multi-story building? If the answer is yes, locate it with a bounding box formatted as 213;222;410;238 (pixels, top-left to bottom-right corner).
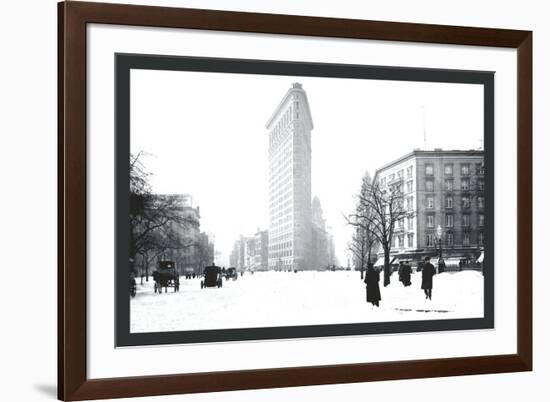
230;235;247;271
145;194;214;275
311;196;332;270
375;149;485;265
175;195;202;273
229;238;242;269
254;229;269;271
230;230;269;271
266;83;314;271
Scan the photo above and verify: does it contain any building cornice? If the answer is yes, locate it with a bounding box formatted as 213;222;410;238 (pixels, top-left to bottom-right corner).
375;149;484;175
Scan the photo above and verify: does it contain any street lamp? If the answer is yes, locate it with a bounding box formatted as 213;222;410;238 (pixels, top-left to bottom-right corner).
436;225;445;273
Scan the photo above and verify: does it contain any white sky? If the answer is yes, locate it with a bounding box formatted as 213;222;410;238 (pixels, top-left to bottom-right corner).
130;68;484;266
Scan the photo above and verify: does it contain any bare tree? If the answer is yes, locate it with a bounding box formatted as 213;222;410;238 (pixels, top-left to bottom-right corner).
348;171;408;286
348;226;369;280
347;172;379;280
130;152;198;277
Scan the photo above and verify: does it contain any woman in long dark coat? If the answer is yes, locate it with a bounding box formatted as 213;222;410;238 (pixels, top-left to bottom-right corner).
421;257;436;300
364;263;381;307
401;261;412;287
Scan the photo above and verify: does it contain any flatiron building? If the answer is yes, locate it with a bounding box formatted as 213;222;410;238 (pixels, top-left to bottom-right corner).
266;83;314;271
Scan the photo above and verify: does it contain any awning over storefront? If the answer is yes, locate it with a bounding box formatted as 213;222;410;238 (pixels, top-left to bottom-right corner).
476;252;484;263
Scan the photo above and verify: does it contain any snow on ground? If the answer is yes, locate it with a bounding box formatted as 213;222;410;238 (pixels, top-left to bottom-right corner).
130;270;484;333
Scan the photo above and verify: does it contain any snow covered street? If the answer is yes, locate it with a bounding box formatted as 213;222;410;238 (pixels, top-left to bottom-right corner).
130;270;484;333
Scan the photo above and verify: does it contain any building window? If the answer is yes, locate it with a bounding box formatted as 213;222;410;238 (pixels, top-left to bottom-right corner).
398;218;404;228
398;235;404;248
426;180;434;192
427;233;435;247
479;231;484;245
389;173;395;182
406;195;414;210
446;214;454;227
463;232;470;246
407;233;414;247
476;163;485;175
446;197;453;209
427;215;435;228
407;166;413;178
479;214;485;227
462;214;470;227
407;216;414;230
445;179;453;192
478;196;485;208
462;197;471;209
427;197;434;209
425;164;434;176
478;180;485;191
461;164;470;175
406;180;413;193
444;164;453;175
447;233;454;246
397;169;404;179
461;179;470;191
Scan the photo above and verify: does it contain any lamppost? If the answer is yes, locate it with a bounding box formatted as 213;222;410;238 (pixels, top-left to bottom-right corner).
436;225;445;273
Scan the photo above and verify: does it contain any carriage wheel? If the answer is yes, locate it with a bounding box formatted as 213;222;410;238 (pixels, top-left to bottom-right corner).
200;281;204;289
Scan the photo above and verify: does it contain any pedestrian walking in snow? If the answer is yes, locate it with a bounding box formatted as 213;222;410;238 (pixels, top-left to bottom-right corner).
421;256;436;300
401;260;412;287
437;257;446;274
364;263;381;307
398;261;404;284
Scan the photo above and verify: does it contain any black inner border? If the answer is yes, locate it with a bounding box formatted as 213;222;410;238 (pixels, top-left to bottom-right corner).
115;54;494;347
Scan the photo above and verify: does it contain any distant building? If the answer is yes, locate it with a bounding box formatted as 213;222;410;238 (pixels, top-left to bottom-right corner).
158;194;214;274
326;226;337;268
374;149;485;266
230;235;247;271
230;230;269;271
229;238;243;269
254;229;269;271
266;83;314;271
244;237;256;270
311;197;333;270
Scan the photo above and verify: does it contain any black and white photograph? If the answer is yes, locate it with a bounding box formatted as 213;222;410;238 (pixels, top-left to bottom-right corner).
3;0;543;400
118;55;492;344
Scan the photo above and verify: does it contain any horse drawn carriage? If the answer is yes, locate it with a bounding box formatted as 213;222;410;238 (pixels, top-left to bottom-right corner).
225;267;238;281
152;260;180;294
201;265;223;289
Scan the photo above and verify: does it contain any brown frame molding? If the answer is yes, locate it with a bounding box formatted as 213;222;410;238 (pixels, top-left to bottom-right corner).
58;1;532;400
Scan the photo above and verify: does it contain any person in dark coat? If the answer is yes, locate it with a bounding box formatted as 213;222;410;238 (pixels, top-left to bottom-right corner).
364;263;381;307
401;260;412;287
398;261;404;284
437;257;446;274
421;257;436;299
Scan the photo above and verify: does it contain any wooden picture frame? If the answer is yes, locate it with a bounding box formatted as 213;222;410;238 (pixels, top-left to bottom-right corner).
58;1;532;400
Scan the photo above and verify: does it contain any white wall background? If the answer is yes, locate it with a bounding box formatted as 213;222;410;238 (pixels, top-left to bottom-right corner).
0;0;545;401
